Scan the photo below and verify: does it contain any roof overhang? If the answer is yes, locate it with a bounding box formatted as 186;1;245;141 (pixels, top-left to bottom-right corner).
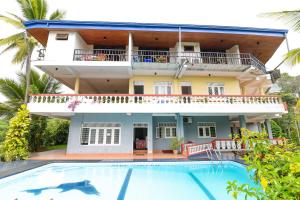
24;20;288;63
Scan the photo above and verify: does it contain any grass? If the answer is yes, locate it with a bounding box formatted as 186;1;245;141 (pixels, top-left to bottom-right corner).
45;144;67;151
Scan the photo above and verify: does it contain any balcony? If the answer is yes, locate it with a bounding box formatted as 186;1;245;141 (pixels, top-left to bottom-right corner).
36;48;267;74
132;50;267;73
28;94;286;116
73;49;128;62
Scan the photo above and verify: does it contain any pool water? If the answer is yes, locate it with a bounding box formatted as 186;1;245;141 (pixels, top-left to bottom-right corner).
0;161;259;200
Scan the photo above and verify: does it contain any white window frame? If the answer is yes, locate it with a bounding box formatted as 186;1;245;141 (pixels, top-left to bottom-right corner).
197;122;217;138
208;83;224;95
156;127;163;139
164;127;177;138
81;127;121;146
153;82;172;94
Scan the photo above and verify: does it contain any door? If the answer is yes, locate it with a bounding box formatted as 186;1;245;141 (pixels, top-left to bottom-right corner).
133;127;148;150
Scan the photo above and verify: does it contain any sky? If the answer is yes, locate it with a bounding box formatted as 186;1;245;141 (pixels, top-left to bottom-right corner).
0;0;300;102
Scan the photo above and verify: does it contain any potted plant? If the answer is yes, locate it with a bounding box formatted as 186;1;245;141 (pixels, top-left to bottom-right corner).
170;138;183;155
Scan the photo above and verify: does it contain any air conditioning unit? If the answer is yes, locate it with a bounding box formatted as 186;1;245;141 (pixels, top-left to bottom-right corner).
183;117;192;124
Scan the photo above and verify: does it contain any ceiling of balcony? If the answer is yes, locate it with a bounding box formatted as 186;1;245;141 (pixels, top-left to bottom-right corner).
28;28;285;64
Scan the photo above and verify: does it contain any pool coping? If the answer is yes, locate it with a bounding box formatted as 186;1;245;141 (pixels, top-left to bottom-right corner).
0;159;246;180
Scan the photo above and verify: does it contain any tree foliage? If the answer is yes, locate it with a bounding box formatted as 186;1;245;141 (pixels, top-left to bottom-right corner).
0;0;65;65
227;129;300;200
271;120;283;137
262;10;300;66
0;69;61;119
3;105;30;161
43;118;70;147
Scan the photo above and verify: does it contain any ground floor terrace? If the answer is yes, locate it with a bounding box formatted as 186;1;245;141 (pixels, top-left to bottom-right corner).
63;113;274;155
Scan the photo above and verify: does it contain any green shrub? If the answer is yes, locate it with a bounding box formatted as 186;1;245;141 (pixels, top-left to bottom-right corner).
271;119;283;137
227;129;300;200
43;118;70;146
0;120;8;143
28;115;47;151
3;105;30;161
169;138;183;150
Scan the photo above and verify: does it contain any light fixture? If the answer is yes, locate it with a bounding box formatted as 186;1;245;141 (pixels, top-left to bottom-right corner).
106;79;110;82
103;36;107;40
155;37;159;41
256;41;260;45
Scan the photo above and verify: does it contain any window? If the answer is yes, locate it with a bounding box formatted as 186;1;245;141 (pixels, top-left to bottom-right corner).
156;122;176;138
184;46;194;52
134;82;144;94
165;127;177;138
208;83;224;95
197;122;216;138
154;82;172;94
55;33;69;40
156;127;163;138
80;124;121;145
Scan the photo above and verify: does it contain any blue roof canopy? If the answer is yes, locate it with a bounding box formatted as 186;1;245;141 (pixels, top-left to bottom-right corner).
24;20;288;37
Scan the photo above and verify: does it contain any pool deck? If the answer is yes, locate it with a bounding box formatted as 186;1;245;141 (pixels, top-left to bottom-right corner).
29;149;188;161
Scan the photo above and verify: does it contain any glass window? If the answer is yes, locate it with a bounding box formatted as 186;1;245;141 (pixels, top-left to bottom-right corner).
156;127;163;138
181;86;192;94
154;82;172;94
165;127;176;138
114;129;120;144
81;128;89;145
198;123;217;138
89;129;96;144
208;83;224;95
106;129;112;144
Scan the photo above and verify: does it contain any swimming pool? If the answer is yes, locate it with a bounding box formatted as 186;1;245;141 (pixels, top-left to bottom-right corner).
0;161;258;200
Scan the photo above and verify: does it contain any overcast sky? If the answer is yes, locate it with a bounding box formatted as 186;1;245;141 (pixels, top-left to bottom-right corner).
0;0;300;102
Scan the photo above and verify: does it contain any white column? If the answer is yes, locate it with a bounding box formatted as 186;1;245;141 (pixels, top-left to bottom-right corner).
128;33;133;63
257;122;262;133
74;77;80;94
147;116;153;154
265;119;273;139
176;114;184;140
239;115;246;129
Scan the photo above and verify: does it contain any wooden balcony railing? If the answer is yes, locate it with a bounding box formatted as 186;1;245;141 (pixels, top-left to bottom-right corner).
29;94;282;105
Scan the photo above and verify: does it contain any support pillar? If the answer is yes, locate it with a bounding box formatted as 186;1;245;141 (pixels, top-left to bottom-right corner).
265;119;273;139
128;33;133;63
257;122;262;133
239;115;246;129
74;77;80;94
147;116;153;154
176;114;184;140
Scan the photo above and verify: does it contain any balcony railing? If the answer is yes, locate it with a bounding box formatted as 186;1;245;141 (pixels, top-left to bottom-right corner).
29;94;282;105
132;51;267;73
73;49;128;61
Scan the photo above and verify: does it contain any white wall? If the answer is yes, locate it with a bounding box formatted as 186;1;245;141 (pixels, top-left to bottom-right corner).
45;31;92;61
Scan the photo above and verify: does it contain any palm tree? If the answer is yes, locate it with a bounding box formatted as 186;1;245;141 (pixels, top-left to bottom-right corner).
262;10;300;66
0;0;65;103
0;69;61;119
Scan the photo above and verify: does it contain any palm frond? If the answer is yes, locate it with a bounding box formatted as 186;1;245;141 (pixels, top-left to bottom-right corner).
49;9;65;20
0;14;24;29
0;102;17;119
0;43;17;55
260;10;300;32
17;0;48;20
0;79;25;101
0;32;24;47
284;48;300;66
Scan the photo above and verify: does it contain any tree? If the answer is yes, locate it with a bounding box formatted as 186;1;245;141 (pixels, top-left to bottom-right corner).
3;105;30;161
227;129;300;200
262;10;300;66
0;0;65;102
43;118;70;146
0;69;61;151
271;120;283;137
0;69;61;119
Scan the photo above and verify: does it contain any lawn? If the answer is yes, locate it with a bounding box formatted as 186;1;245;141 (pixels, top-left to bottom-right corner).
45;144;67;151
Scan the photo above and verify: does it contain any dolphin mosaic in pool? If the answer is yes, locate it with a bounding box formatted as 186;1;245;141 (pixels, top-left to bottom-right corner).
24;180;100;196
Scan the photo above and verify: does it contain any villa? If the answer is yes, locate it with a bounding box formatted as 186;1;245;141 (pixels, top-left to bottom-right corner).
25;20;288;156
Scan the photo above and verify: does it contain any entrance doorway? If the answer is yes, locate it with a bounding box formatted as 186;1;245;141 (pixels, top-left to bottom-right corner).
133;127;148;150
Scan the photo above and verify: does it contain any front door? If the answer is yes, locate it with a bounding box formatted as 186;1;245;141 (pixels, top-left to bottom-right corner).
133;127;148;150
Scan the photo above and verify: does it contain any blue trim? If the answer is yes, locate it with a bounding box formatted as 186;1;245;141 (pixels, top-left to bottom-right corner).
188;172;216;200
24;20;288;37
117;168;132;200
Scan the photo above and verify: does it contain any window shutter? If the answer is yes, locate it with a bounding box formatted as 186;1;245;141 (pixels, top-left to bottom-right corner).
81;128;89;145
89;129;96;144
98;129;104;144
114;129;120;144
106;129;112;144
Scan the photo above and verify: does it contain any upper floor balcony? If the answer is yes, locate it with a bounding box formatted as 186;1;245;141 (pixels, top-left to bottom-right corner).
37;48;267;73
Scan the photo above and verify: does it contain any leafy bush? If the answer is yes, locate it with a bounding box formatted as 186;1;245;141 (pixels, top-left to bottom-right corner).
227;129;300;200
169;138;183;150
0;120;8;143
28;115;47;151
271;120;283;137
3;105;30;161
43;118;70;146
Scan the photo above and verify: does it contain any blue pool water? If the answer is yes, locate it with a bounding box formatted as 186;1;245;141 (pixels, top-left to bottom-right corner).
0;161;258;200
